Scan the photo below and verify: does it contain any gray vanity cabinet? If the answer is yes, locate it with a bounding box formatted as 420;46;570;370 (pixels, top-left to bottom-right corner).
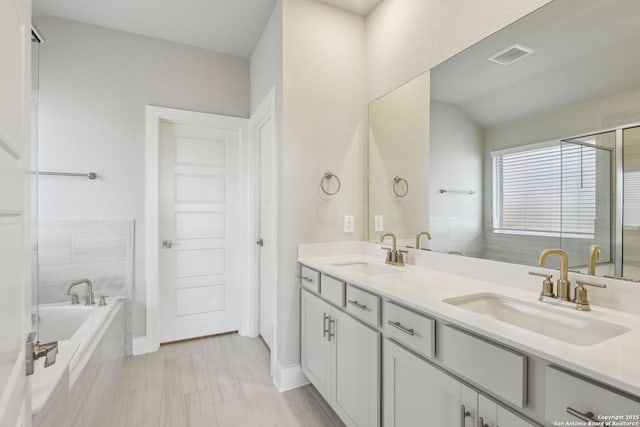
384;339;462;426
301;289;332;400
301;289;380;427
384;339;539;427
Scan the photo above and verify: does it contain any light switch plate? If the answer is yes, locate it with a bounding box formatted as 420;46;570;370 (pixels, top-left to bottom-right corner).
374;215;384;232
344;215;354;233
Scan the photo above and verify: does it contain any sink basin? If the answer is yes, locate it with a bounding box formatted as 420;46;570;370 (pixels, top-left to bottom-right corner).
332;262;404;276
443;293;630;346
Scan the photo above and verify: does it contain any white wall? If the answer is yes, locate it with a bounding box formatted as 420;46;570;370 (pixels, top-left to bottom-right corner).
368;73;430;241
280;0;367;366
429;101;483;256
36;17;250;336
251;0;283;115
366;0;552;101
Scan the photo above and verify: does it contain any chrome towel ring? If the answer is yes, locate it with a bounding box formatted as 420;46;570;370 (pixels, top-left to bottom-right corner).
393;176;408;197
321;171;341;196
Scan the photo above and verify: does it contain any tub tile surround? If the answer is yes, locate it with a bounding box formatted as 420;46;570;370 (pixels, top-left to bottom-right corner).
298;241;640;397
37;220;133;304
37;220;134;354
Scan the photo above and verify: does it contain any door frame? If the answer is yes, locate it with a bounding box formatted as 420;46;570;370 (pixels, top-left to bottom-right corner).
136;106;250;354
247;88;278;344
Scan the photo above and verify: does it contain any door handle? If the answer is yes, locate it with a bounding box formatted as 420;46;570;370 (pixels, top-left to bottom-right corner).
162;240;180;249
256;238;264;247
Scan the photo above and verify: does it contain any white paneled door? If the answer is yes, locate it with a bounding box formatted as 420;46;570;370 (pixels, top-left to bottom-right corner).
159;120;240;343
0;0;30;425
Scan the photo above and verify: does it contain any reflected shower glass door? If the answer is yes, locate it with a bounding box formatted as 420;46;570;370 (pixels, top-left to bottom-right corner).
560;131;615;276
622;126;640;280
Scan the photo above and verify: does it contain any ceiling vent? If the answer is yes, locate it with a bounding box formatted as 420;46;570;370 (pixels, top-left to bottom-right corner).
489;44;534;65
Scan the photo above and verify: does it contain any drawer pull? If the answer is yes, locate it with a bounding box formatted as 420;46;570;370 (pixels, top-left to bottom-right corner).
566;407;598;422
322;313;329;338
388;320;415;336
460;405;471;427
348;300;368;310
301;276;313;283
477;417;489;427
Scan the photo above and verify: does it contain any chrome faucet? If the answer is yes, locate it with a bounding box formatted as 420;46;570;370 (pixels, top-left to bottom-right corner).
379;232;405;266
66;278;95;305
538;249;571;301
415;231;432;250
588;244;602;276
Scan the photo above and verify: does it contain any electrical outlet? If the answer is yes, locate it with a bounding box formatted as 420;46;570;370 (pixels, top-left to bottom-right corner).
375;215;384;232
344;215;354;233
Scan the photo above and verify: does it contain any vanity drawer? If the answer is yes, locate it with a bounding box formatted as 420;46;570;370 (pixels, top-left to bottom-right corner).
320;274;345;307
441;325;527;408
383;301;435;359
300;265;320;292
544;366;640;424
345;285;380;327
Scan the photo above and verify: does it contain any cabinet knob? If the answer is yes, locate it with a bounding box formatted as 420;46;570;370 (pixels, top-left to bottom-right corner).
477;417;489;427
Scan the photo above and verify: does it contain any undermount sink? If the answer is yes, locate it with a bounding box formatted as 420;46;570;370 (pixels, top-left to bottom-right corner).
332;261;404;276
443;293;630;346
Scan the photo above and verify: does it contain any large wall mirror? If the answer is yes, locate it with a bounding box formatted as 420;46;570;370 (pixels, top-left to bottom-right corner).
368;0;640;280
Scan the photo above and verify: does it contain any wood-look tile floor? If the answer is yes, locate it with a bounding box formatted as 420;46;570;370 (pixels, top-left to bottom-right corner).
102;333;345;427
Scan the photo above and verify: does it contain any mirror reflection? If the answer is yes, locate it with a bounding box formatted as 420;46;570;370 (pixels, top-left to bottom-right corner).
368;0;640;280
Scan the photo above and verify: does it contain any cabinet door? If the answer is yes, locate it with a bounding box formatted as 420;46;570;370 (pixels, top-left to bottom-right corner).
301;290;332;400
332;309;380;427
384;340;461;427
497;406;538;427
477;394;497;427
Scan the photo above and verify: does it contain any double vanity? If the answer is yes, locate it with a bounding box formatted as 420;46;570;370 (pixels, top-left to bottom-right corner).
298;242;640;427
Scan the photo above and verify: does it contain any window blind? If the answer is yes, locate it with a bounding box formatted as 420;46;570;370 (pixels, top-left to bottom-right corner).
624;171;640;227
492;143;596;237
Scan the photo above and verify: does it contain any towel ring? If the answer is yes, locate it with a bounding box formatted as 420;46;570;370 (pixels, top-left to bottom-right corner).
393;176;409;197
321;171;341;196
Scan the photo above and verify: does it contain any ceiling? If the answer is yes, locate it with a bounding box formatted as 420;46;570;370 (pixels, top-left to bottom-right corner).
315;0;382;16
32;0;278;58
430;0;640;128
32;0;382;58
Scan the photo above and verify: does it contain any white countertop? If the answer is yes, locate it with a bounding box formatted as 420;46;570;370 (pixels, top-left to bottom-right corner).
299;252;640;397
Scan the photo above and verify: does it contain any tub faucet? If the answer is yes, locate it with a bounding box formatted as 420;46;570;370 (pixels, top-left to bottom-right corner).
415;231;432;250
66;279;95;305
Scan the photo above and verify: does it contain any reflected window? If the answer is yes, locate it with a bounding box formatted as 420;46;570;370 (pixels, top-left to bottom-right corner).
492;142;596;238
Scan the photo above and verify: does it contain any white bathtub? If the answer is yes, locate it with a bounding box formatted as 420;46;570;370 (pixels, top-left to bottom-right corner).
38;304;96;343
31;298;125;417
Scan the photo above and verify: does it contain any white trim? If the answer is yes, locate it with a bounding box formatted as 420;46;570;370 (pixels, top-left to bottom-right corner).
137;106;248;355
272;362;309;392
490;139;559;157
246;88;278;342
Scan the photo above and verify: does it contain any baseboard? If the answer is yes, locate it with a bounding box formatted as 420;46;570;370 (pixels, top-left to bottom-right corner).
132;335;160;355
272;361;309;392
